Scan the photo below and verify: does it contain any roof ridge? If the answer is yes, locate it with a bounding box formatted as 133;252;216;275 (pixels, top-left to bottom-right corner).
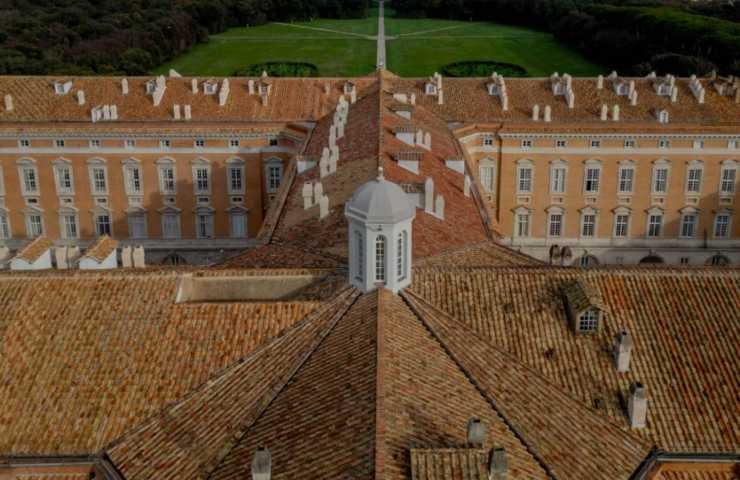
374;289;388;480
105;287;360;479
401;289;654;480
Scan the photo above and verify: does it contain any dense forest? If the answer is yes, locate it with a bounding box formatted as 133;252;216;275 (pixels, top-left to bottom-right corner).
390;0;740;75
0;0;369;75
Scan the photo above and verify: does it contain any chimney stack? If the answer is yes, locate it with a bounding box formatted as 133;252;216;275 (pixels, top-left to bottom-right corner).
532;104;540;121
121;78;129;95
597;75;604;90
251;447;272;480
629;90;638;106
466;418;486;446
173;104;181;120
670;86;678;103
4;94;13;111
544;105;552;122
613;329;633;372
612;104;620;122
77;90;85;105
628;382;647;428
319;194;329;219
489;448;508;480
184;104;191;120
600;104;608;121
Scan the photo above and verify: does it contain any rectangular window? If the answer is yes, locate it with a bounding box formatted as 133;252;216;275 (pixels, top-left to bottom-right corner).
162;214;180;239
95;214;111;236
28;214;43;237
22;167;38;194
681;214;697;238
0;213;9;239
194;167;209;193
521;139;533;149
686;168;702;193
19;139;30;148
680;257;690;265
56;166;73;194
55;139;65;148
197;214;213;239
658;139;670;149
268;165;282;192
230;213;247;238
548;213;562;237
714;214;730;238
126;166;142;194
229;167;243;193
229;138;240;148
550;167;566;193
614;215;629;237
624;139;636;149
91;167;107;194
483;135;494;146
518;167;532;193
480;166;495;192
159;139;171;150
618;167;634;194
128;215;147;239
89;139;101;149
653;168;669;194
555;139;567;148
125;139;136;149
590;139;601;148
693;139;704;149
729;140;738;149
516;213;530;237
194;139;205;148
578;310;599;332
584;167;600;193
720;168;736;194
647;214;662;237
375;236;386;282
61;214;78;239
159;166;176;194
582;214;596;237
269;137;279;147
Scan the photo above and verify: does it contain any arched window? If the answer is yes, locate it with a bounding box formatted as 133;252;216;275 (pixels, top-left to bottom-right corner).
162;252;187;266
396;231;407;280
375;235;386;282
639;254;664;264
355;231;364;279
709;254;730;267
579;255;599;269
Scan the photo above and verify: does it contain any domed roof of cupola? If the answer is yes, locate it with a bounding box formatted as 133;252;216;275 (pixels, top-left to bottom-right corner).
345;168;415;224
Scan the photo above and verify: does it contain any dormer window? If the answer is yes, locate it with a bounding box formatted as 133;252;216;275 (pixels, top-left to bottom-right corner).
616;83;629;96
657;84;671;96
487;83;500;96
578;309;600;332
259;82;270;95
425;83;437;95
657;110;669;124
146;80;157;94
563;278;606;334
54;81;72;95
343;82;355;95
203;81;218;95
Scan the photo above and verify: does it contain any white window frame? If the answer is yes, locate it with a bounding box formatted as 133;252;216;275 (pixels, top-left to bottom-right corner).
713;211;732;238
227;158;246;195
624;139;636;149
425;83;437;95
578;309;600;332
613;209;631;238
19;139;30;148
191;158;211;195
265;157;283;193
127;212;148;239
549;160;567;194
590;139;601;149
229;138;240;149
156;158;177;195
229;210;248;238
52;158;75;196
580;208;598;238
547;207;565;238
482;135;494;147
93;209;112;237
161;210;181;239
679;209;698;239
583;160;601;195
652;160;671;195
375;235;387;282
59;210;79;240
159;139;171;150
194;139;206;149
122;159;144;196
17;159;39;196
0;166;4;197
685;161;703;195
0;211;11;239
124;139;136;150
195;209;214;239
513;207;531;238
555;139;567;149
87;159;108;196
520;139;533;150
55;139;65;148
479;158;496;193
618;161;635;194
658;138;670;149
89;139;101;149
693;139;705;150
25;211;44;238
719;161;737;196
646;208;664;238
516;159;533;194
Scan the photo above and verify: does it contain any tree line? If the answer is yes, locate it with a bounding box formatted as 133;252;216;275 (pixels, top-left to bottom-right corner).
390;0;740;75
0;0;369;75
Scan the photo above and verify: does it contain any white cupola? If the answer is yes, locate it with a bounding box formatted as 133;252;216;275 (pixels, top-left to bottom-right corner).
345;168;415;293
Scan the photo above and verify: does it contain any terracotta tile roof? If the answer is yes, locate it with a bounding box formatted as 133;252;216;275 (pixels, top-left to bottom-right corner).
12;476;90;480
209;289;378;480
416;241;541;268
81;235;117;263
378;291;549;480
14;236;53;263
402;289;653;480
410;267;740;454
409;449;491;480
0;270;324;455
106;287;359;479
0;76;376;123
389;76;740;127
561;277;608;313
656;471;738;480
218;243;342;269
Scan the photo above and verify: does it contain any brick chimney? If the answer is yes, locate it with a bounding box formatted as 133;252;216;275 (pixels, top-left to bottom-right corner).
251;447;271;480
613;329;633;372
466;418;486;446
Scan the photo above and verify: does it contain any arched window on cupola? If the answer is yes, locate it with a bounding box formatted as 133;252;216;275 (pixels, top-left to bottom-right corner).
375;235;386;282
355;231;364;280
397;231;408;280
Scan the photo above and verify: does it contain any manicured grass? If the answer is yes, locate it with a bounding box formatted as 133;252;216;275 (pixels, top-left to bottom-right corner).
386;18;602;77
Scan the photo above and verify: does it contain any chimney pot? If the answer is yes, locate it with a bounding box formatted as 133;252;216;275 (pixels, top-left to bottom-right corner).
613;329;633;372
466;418;486;446
251;447;272;480
597;75;604;90
4;94;13;111
532;104;540;121
612;104;620;122
489;448;508;480
121;78;129;95
628;382;647;428
544;105;552;122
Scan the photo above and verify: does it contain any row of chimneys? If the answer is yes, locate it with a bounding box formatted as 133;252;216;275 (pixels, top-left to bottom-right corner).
613;329;648;428
313;95;351;220
488;72;509;111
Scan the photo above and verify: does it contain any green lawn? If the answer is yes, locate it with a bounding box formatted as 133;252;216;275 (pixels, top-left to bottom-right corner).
154;6;602;78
